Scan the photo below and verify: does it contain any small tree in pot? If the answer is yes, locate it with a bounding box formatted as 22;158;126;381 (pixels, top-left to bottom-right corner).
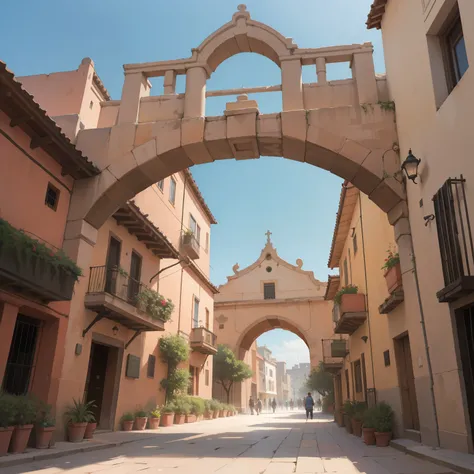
64;399;96;443
351;402;366;437
343;401;354;434
0;393;16;456
121;412;134;431
373;402;394;447
173;398;189;424
362;406;377;445
35;401;55;449
203;399;213;419
149;407;161;429
10;394;37;453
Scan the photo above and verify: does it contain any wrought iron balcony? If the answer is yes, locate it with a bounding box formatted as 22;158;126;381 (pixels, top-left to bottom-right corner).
333;293;367;335
84;265;166;333
433;176;474;302
181;233;200;260
321;338;346;373
0;224;76;302
190;326;218;355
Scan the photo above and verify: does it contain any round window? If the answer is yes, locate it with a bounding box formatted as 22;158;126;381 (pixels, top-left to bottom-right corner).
266;266;272;273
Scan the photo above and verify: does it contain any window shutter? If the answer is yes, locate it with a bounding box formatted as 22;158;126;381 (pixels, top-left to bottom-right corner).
263;283;276;299
147;355;156;378
126;355;140;379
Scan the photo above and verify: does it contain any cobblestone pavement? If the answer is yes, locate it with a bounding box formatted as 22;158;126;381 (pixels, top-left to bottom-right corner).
3;411;457;473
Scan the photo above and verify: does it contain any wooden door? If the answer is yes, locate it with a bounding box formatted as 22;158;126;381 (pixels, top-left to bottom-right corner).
395;335;420;430
105;237;121;293
85;343;109;425
128;251;142;302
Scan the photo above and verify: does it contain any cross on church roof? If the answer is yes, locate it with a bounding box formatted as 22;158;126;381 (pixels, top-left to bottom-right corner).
266;230;272;243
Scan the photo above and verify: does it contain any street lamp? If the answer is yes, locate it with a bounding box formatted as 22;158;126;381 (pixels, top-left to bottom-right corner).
401;149;421;184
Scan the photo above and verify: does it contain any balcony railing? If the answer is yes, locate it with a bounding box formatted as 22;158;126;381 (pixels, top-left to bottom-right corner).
181;233;200;259
433;176;474;302
190;326;218;355
321;339;346;374
84;265;166;332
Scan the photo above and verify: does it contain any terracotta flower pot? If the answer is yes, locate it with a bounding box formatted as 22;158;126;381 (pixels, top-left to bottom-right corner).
219;410;225;418
351;418;362;437
185;414;196;423
160;413;174;427
122;420;134;431
174;414;185;425
0;426;14;456
135;417;148;430
35;426;55;449
84;422;97;439
149;417;160;429
340;293;366;314
197;414;203;421
384;263;402;294
204;411;212;420
213;410;219;419
67;422;87;443
10;424;33;453
363;428;376;445
343;414;352;434
375;431;392;447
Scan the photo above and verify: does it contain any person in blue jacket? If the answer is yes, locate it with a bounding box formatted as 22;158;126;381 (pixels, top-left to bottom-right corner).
304;392;315;420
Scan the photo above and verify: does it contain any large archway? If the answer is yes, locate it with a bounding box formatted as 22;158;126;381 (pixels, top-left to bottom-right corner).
67;4;404;236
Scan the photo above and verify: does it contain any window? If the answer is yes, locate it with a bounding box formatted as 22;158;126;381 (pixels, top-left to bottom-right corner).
205;369;210;386
89;101;94;109
442;10;468;91
343;259;349;286
263;282;276;300
45;183;59;211
147;355;156;378
193;296;200;328
353;233;358;254
205;308;210;329
269;369;273;377
345;369;350;398
157;180;164;192
189;215;201;243
169;177;176;205
205;232;209;253
383;350;391;367
354;360;363;393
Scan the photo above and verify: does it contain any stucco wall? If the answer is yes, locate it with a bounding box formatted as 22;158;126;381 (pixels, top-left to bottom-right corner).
380;0;474;452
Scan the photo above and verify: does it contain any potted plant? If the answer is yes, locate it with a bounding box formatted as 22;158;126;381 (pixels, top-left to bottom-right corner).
335;407;344;427
173;398;188;424
204;400;213;420
362;407;376;445
373;402;394;447
160;403;175;427
0;393;16;456
10;394;37;453
188;397;204;422
84;413;97;439
135;409;148;430
218;402;226;418
149;407;161;429
334;285;365;314
136;288;174;322
210;399;220;419
382;249;401;294
64;399;96;443
343;401;354;434
351;402;366;437
121;412;134;431
35;401;56;449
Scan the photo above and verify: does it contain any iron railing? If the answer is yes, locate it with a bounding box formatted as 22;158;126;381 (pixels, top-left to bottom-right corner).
87;265;147;307
433;176;474;288
181;233;200;258
190;326;217;348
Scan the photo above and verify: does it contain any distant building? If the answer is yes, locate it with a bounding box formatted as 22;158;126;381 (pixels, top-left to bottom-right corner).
257;346;277;406
287;363;311;400
276;361;292;403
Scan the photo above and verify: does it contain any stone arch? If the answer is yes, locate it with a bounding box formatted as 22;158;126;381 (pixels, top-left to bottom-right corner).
72;109;404;230
195;4;297;72
236;315;309;353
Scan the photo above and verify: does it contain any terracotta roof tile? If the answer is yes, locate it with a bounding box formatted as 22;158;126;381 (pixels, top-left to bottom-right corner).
183;169;217;224
367;0;388;29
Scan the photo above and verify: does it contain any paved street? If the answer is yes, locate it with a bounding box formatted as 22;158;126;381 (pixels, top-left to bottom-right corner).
3;411;457;474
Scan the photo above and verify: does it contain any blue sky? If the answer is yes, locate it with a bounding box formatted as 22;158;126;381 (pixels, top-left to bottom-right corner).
2;0;384;365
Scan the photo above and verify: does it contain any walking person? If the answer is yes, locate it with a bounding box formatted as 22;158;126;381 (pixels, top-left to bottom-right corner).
256;398;263;415
289;399;294;411
271;398;277;413
249;396;255;415
304;392;315;420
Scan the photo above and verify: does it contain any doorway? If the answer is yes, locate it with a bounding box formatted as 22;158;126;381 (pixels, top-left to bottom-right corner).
85;343;109;425
128;251;142;302
394;334;420;431
105;236;121;294
455;303;474;446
